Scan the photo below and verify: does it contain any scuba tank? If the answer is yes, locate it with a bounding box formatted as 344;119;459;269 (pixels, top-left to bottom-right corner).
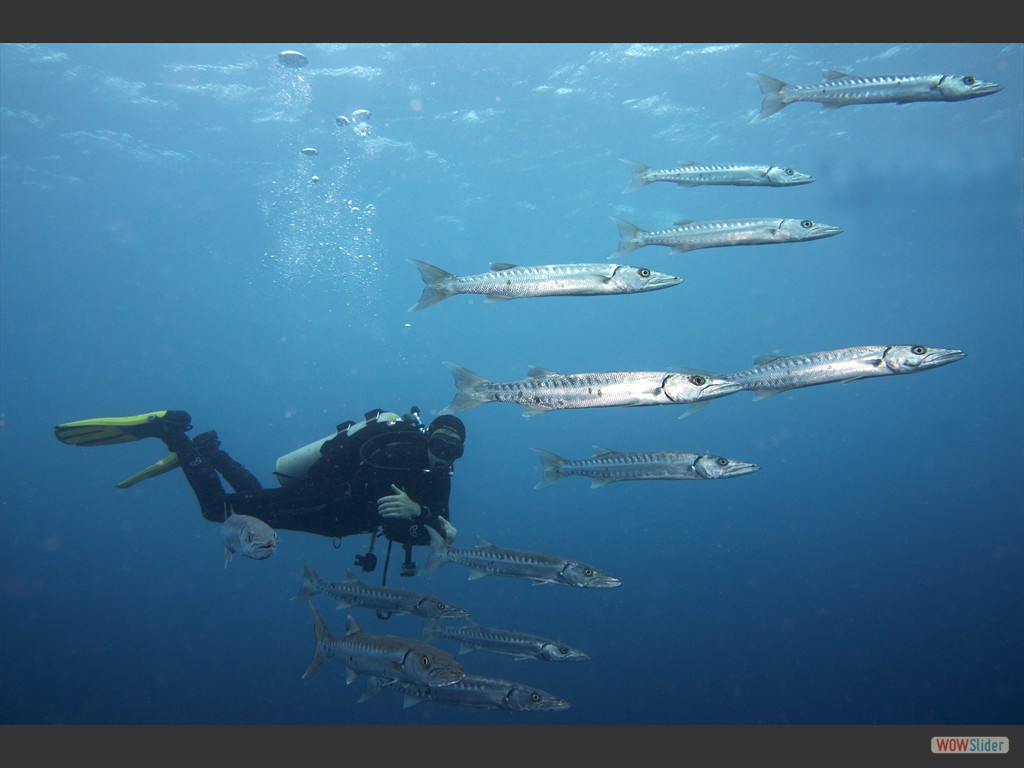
273;408;424;487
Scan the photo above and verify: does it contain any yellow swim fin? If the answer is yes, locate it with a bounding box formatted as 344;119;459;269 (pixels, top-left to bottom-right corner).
115;453;180;489
54;410;191;447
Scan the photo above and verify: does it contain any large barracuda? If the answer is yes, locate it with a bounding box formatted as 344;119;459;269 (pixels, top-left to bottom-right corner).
533;446;759;488
424;527;621;588
221;510;276;568
293;563;470;620
723;344;967;399
408;258;682;311
610;216;842;258
422;618;590;662
302;603;464;689
363;673;572;711
750;70;1003;120
621;159;814;190
440;361;741;416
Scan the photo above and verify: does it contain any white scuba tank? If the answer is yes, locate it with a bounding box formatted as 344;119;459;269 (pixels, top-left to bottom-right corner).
274;411;403;487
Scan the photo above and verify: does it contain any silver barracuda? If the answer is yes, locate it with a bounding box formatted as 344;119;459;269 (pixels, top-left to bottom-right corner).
533;446;760;488
621;159;814;191
293;563;470;620
750;70;1003;120
408;258;682;311
610;216;842;258
440;361;741;417
363;673;572;711
424;526;621;588
422;618;590;662
221;510;276;568
302;603;464;690
725;344;968;399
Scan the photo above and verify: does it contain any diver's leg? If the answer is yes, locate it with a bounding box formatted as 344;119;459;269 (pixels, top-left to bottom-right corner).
158;428;231;523
192;431;263;493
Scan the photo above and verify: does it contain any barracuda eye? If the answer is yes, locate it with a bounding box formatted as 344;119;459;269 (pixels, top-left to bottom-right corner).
688;375;706;386
420;655;430;667
785;168;795;175
801;219;813;229
912;345;927;355
559;646;570;654
531;693;542;702
638;268;651;278
717;458;729;466
583;568;594;577
963;75;976;85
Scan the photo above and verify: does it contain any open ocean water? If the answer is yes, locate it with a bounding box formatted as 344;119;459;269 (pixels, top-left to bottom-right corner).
1;42;1022;732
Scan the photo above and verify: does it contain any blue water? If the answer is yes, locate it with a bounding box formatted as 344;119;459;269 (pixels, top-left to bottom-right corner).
1;42;1021;727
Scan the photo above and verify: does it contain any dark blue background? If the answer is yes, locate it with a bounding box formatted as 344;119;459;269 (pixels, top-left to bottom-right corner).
2;42;1021;725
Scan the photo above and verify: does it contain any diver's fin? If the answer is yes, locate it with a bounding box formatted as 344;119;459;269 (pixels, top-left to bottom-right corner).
54;410;192;447
115;453;181;489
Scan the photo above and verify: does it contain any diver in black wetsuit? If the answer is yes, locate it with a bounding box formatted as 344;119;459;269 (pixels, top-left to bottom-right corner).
54;407;465;578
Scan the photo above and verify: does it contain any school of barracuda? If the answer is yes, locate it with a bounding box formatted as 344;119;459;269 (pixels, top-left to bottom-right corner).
300;57;997;715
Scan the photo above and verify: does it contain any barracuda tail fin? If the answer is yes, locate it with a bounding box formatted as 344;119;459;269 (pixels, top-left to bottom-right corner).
748;72;790;120
440;361;491;414
302;602;331;679
293;563;320;601
619;159;652;193
423;526;448;575
408;258;454;311
532;448;567;489
609;216;643;260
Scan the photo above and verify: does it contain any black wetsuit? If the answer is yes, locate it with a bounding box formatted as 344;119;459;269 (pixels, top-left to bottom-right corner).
160;414;453;548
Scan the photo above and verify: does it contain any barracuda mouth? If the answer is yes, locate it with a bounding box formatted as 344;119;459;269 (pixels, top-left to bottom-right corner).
974;83;1004;96
723;462;760;478
927;349;967;367
428;668;466;687
703;380;744;399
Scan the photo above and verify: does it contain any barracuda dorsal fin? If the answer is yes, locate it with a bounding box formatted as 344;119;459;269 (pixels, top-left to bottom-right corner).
676;161;696;166
592;446;616;456
675;366;720;378
527;366;558;378
475;537;494;548
752;355;785;365
489;262;519;271
343;570;361;584
824;70;850;80
673;219;696;227
345;616;362;635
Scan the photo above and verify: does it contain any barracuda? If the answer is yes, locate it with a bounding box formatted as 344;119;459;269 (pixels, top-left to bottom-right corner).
407;258;681;311
302;603;465;689
750;70;1003;120
440;361;741;416
621;159;815;190
363;673;572;711
725;344;968;399
533;446;760;488
424;527;621;588
293;563;470;619
610;215;842;258
422;618;590;662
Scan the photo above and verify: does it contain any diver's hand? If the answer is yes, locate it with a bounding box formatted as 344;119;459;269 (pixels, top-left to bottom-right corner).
377;484;422;520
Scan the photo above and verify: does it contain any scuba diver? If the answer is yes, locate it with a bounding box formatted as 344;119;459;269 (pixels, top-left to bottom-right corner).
53;407;465;581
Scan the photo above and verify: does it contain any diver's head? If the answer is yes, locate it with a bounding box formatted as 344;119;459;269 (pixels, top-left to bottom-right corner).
427;415;465;471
